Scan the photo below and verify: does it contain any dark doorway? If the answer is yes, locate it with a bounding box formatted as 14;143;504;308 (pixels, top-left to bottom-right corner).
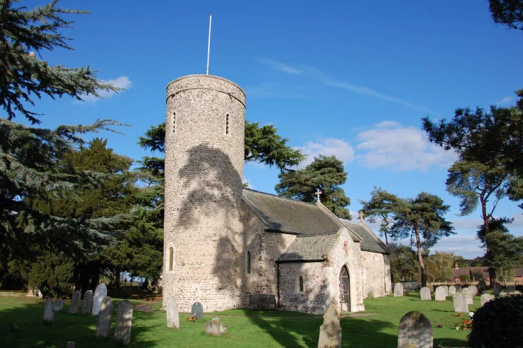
339;266;350;312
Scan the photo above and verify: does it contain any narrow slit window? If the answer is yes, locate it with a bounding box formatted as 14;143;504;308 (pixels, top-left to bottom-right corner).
169;247;174;271
172;112;176;133
247;251;251;274
226;114;229;135
299;276;304;292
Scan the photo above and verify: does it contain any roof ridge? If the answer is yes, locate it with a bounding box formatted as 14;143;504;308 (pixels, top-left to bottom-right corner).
242;188;320;208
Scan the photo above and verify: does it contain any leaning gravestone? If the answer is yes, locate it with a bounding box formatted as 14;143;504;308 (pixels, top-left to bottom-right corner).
420;287;431;301
468;285;478;296
435;287;447;301
318;304;342;348
394;283;404;297
166;297;179;329
204;317;227;336
115;300;133;345
448;285;456;296
493;282;502;296
480;293;495;307
92;283;107;315
44;297;54;324
507;285;516;293
191;302;204;320
53;299;64;312
82;290;93;314
95;297;113;338
398;311;433;348
463;288;473;305
69;291;81;314
453;291;469;313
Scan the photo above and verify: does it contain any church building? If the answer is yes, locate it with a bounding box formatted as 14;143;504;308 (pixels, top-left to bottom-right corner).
162;74;391;314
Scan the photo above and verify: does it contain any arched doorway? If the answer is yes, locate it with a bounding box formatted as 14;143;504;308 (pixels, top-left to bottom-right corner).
339;266;351;312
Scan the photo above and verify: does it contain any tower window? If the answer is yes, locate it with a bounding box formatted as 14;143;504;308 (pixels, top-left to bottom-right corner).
299;276;304;292
169;247;174;271
172;112;176;133
226;114;229;135
247;251;251;275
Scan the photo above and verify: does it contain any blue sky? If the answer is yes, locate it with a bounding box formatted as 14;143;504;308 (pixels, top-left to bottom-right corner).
13;0;523;258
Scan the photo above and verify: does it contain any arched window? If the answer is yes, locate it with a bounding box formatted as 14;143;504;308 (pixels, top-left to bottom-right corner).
226;114;229;135
247;251;251;274
299;276;304;292
172;112;176;133
169;247;174;271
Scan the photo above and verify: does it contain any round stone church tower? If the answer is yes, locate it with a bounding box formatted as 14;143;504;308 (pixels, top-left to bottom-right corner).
163;75;246;311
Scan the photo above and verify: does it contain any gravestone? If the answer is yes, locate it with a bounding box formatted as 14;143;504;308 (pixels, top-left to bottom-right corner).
248;294;276;310
95;297;113;338
69;291;81;314
115;300;133;345
478;280;487;293
463;288;473;305
318;304;342;348
435;287;447;301
493;282;502;296
204;317;227;336
398;311;433;348
92;283;107;315
448;285;456;296
166;297;180;329
507;285;516;293
480;293;495;307
455;284;462;292
442;286;449;296
44;297;54;324
53;299;64;312
500;291;508;297
468;285;478;296
82;290;93;314
191;302;204;320
453;291;469;313
420;287;431;301
394;283;404;297
367;287;375;299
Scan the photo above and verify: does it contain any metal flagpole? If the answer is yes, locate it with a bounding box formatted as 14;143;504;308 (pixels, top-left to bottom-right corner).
206;14;212;75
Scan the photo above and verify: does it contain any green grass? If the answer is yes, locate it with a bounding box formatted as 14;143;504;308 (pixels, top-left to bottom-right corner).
0;292;479;347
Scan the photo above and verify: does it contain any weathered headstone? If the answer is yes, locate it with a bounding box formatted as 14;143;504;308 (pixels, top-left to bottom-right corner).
480;293;495;307
92;283;107;315
394;283;404;297
448;285;456;296
69;291;81;314
318;304;342;348
442;286;449;296
53;299;64;312
468;285;478;296
507;285;516;293
435;287;447;301
420;287;431;301
248;294;276;310
493;282;502;296
44;297;54;324
398;311;433;348
95;297;113;338
453;291;469;313
191;302;204;320
166;297;179;329
478;280;487;293
367;287;375;299
463;288;473;305
82;290;93;314
115;300;133;345
204;317;227;336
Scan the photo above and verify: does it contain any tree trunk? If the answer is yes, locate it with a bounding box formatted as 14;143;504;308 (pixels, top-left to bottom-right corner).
114;268;121;289
480;195;495;286
414;224;427;287
384;232;389;247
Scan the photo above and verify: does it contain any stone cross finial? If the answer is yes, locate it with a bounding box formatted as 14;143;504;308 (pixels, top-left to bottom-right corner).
315;189;322;203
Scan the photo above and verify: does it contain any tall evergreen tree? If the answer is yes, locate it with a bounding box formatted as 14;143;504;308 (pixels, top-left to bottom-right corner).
489;0;523;30
275;155;352;219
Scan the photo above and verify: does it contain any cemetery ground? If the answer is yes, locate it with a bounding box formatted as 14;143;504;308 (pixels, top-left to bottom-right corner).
0;291;480;347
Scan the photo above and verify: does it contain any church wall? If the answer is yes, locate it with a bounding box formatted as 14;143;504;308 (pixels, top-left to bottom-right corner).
361;251;392;299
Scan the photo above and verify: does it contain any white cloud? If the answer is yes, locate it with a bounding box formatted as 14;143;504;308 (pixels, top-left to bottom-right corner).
259;59;439;115
79;76;132;103
496;96;514;105
512;213;523;227
432;235;483;259
298;138;355;168
450;218;482;230
355;121;458;171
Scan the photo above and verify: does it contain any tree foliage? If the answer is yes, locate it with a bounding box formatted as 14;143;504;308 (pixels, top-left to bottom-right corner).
275;155;351;219
489;0;523;30
0;0;120;123
388;242;419;283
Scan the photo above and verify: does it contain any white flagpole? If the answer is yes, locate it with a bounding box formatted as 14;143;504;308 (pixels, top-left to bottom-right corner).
206;14;212;75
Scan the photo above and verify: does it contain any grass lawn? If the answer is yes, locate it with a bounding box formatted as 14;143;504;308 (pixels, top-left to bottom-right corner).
0;292;479;347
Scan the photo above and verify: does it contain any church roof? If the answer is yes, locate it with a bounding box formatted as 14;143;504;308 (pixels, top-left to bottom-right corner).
242;189;341;235
277;232;339;262
340;219;389;254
